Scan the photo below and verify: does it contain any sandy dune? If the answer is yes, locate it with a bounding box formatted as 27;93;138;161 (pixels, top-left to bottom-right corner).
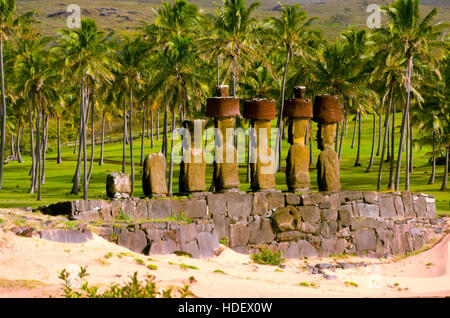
0;221;449;298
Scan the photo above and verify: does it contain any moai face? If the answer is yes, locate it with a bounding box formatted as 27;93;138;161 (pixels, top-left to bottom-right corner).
289;118;308;145
317;123;336;151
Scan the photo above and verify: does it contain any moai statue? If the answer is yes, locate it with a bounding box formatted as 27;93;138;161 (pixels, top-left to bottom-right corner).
142;152;168;197
284;86;313;192
206;86;240;192
313;95;343;191
179;119;206;193
243;98;276;192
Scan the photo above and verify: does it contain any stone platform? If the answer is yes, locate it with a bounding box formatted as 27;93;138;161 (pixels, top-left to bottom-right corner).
39;191;446;259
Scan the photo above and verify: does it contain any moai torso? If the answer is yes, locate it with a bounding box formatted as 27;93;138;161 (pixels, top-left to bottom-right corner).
143;152;168;196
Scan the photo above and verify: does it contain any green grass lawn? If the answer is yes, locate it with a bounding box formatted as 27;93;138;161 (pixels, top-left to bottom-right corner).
1;112;449;216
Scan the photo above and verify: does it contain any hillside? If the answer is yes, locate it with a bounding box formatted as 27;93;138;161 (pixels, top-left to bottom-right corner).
16;0;450;40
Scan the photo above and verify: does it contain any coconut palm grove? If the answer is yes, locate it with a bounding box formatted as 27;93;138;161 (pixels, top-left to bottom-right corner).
0;0;449;214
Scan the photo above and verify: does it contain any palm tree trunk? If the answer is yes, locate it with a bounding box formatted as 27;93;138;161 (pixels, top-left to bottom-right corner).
351;112;358;149
36;110;42;201
366;113;376;172
388;102;396;190
309;120;314;168
57;117;62;164
151;111;154;149
405;112;410;191
99;111;105;166
276;49;291;172
429;143;435;185
376;113;382;156
41;115;49;185
11;134;16;161
87;91;95;183
0;37;7;190
157;111;160;141
338;116;347;161
386;119;391;162
73;127;79;154
140;105;146;167
354;110;362;167
71;125;83;194
82;82;88;200
17;124;23;163
163;100;169;159
377;89;393;191
129;84;135;196
28;98;35;193
335;121;340;153
122;98;127;174
395;56;413;192
168;107;176;196
441;146;449;192
232;53;237;97
409;123;413;173
217;55;220;87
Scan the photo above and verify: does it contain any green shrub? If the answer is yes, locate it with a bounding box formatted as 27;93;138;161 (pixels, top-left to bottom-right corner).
251;247;284;266
58;266;192;298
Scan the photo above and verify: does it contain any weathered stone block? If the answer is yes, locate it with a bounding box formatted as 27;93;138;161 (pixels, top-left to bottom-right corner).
272;206;301;232
363;191;378;204
206;193;227;216
393;196;405;217
413;196;427;217
176;223;198;243
354;203;380;218
148;199;172;219
252;192;268;215
276;231;302;241
197;231;220;258
338;204;353;227
354;228;377;251
285;193;301;206
339;191;363;203
301;193;324;206
212;215;230;241
379;196;396;218
266;192;285;210
320;238;346;257
226;193;252;219
179;241;201;258
298;206;321;224
172;199;207;219
248;218;274;244
299;222;320;234
40;229;92;244
117;229;148;254
320;209;338;222
107;172;131;199
296;240;318;258
229;223;250;247
401;192;414;217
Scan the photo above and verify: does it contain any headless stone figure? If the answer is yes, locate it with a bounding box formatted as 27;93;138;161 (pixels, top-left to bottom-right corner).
313;95;343;191
179;119;206;193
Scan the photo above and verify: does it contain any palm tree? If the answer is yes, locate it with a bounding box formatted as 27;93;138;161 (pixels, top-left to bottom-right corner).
14;36;58;200
266;2;316;171
116;35;151;196
57;18;114;200
209;0;261;96
379;0;446;191
150;35;208;195
0;0;36;190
